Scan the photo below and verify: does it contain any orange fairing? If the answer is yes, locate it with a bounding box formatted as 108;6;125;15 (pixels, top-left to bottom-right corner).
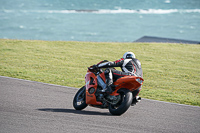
114;76;144;91
85;72;102;105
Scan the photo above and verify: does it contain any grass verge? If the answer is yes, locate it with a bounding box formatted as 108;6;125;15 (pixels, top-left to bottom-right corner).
0;39;199;106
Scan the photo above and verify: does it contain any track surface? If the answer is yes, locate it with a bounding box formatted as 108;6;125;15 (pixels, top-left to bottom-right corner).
0;76;200;133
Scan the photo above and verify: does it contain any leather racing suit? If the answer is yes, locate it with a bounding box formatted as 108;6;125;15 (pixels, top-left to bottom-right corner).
97;58;143;96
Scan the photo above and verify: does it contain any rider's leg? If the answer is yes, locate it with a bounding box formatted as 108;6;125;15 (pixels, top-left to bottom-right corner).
103;69;130;93
105;69;113;86
112;69;130;80
103;68;113;93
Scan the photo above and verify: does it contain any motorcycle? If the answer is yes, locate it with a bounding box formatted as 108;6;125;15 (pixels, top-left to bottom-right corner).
73;60;144;115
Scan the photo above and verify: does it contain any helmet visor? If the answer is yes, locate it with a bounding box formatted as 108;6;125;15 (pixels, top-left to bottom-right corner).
126;54;134;59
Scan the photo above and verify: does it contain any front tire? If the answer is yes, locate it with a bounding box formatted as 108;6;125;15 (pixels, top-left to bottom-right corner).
73;86;88;110
109;88;133;115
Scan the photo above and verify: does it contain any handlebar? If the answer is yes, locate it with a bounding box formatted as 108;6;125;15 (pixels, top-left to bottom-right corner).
88;65;102;74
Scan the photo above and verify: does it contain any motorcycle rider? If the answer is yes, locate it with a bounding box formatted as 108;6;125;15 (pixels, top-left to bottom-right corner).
94;51;143;105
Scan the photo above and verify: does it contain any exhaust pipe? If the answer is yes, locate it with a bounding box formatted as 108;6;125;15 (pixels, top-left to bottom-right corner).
136;96;141;102
131;96;141;106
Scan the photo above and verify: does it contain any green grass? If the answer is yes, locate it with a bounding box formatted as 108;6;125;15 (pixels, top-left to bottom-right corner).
0;39;200;106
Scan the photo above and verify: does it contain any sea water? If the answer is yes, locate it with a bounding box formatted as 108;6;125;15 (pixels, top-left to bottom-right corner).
0;0;200;42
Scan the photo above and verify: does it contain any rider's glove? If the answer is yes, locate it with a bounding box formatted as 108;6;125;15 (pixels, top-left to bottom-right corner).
92;65;99;70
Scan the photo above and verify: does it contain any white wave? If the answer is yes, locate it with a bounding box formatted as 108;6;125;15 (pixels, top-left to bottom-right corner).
183;9;200;13
96;9;200;14
136;9;178;14
165;0;171;3
2;9;200;14
35;9;179;14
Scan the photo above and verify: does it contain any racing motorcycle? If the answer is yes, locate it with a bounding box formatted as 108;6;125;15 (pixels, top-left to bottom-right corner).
73;60;144;115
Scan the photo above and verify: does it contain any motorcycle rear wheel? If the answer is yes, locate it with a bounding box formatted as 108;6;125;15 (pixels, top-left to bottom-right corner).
73;86;88;110
109;88;133;115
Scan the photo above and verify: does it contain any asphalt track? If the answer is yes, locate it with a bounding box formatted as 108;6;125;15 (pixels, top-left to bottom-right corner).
0;76;200;133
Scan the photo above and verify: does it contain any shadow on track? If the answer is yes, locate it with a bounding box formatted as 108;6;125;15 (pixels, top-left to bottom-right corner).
37;108;111;116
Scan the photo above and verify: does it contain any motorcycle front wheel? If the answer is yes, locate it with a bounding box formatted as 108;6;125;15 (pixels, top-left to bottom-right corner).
73;86;88;110
109;88;133;115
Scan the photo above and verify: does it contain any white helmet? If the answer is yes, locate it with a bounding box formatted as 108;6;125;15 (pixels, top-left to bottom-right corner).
123;52;136;59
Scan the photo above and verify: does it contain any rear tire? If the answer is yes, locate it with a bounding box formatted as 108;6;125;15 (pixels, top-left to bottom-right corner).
73;86;88;110
109;88;133;115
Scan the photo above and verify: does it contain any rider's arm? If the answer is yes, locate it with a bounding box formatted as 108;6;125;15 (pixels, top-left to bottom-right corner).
97;58;124;68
